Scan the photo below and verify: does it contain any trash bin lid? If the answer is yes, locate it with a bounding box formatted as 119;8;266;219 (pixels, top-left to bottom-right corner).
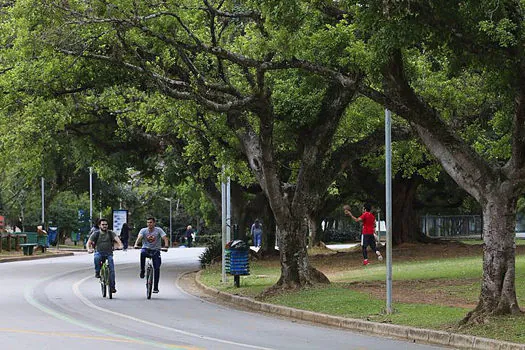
230;239;248;249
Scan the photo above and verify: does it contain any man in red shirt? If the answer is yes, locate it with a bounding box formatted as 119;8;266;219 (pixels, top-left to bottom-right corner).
344;203;383;265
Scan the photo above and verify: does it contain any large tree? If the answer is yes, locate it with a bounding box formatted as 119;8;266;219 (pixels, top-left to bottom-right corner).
362;2;525;322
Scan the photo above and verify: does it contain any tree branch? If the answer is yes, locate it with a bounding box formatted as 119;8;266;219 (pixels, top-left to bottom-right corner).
378;49;495;200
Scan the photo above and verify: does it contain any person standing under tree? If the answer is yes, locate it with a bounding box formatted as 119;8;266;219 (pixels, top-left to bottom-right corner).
184;225;194;248
37;224;48;252
250;219;263;248
120;223;129;251
343;203;383;265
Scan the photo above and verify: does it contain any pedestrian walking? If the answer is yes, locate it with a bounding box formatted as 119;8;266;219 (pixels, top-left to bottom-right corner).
250;219;263;248
120;223;129;250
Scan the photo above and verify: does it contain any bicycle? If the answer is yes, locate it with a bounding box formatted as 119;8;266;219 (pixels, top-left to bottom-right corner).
99;258;113;299
135;247;168;299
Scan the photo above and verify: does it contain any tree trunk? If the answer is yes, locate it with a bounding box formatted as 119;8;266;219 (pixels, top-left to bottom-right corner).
392;174;421;244
308;213;322;247
462;190;522;323
261;211;277;256
272;217;329;290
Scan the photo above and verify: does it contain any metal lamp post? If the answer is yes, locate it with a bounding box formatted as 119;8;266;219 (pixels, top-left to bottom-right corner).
164;198;173;247
385;109;393;314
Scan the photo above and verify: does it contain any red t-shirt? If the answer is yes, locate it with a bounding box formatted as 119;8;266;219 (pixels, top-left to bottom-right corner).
359;211;376;235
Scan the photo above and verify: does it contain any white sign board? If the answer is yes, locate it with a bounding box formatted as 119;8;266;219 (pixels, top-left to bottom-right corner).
112;210;128;235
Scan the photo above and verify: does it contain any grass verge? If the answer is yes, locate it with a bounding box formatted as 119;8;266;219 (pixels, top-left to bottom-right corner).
199;247;525;344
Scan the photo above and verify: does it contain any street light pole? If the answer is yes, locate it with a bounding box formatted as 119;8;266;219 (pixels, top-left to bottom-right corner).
169;198;173;247
164;198;173;247
89;167;93;225
41;177;45;225
385;109;393;314
221;165;227;283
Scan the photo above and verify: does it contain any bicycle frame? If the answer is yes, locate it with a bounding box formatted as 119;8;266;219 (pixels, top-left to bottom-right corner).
137;247;167;299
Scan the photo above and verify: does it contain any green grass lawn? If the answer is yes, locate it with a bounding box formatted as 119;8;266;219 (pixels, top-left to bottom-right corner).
200;251;525;344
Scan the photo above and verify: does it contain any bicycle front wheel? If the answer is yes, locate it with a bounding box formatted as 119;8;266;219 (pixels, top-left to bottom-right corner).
100;264;108;298
146;266;153;299
101;277;107;298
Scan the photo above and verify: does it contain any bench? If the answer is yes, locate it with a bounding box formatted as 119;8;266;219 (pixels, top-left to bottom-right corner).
12;233;27;251
19;243;38;255
21;232;48;253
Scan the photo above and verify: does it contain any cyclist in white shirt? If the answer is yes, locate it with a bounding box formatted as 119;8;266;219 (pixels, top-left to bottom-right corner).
134;217;169;293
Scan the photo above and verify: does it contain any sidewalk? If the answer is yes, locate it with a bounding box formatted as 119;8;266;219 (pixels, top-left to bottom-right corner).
193;271;525;350
0;248;75;263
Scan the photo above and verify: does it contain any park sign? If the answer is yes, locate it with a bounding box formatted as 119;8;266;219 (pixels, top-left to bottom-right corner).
112;210;128;235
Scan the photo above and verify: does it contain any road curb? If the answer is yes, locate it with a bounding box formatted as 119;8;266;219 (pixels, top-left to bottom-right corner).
0;251;74;263
194;271;524;350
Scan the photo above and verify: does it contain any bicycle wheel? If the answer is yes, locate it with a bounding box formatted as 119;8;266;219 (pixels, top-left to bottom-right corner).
100;264;107;298
107;266;113;299
146;265;153;299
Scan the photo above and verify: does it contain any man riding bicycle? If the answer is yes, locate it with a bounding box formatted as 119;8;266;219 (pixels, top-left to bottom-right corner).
134;217;169;294
86;218;123;293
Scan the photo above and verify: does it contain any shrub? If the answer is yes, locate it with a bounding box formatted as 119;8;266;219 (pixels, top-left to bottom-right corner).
199;235;222;269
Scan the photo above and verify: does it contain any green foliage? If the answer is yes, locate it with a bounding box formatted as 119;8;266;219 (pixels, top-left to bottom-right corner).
198;235;222;269
48;191;88;241
478;19;518;47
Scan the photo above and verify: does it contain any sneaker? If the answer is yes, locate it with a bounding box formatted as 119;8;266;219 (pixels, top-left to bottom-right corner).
376;251;383;261
95;272;100;278
363;259;369;266
111;288;117;293
139;270;145;279
153;289;159;294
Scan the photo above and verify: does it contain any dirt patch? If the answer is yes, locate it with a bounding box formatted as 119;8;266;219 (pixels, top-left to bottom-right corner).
311;241;485;274
308;241;525;309
348;278;480;309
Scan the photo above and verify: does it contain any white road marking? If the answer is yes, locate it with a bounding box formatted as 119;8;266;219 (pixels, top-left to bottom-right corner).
73;275;274;350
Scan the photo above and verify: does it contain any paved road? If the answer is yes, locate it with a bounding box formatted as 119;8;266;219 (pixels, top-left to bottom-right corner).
0;249;447;349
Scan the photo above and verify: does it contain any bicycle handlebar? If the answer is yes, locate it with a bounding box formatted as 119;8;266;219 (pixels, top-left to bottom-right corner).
134;246;168;252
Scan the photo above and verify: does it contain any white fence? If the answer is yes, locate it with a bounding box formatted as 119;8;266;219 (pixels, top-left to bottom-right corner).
420;215;482;239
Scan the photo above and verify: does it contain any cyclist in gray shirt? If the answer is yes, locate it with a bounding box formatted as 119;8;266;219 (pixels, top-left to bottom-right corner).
134;217;169;293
